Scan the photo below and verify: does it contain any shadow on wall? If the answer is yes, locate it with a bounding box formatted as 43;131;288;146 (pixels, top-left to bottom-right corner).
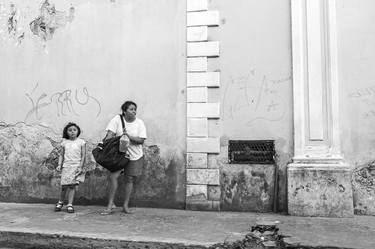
352;162;375;215
0;122;185;209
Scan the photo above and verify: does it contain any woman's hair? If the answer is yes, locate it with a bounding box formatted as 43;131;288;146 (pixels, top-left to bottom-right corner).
121;101;137;113
62;122;81;139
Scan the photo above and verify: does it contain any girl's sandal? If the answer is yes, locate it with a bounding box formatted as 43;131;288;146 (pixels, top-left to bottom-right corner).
67;204;74;213
54;201;63;212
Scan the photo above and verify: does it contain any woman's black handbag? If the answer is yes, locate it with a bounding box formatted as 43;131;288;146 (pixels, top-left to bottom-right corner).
92;115;129;172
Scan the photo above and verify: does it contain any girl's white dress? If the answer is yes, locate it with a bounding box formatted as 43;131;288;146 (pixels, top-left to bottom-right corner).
61;138;85;185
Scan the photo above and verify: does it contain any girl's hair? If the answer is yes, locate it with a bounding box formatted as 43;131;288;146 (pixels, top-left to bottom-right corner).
62;122;81;139
121;101;137;113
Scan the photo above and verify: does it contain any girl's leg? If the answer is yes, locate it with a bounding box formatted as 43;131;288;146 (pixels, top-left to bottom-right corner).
60;186;67;202
106;170;122;210
67;185;76;205
123;176;135;214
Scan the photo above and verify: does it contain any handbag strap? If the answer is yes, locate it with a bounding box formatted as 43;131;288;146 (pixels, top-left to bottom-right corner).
119;114;125;133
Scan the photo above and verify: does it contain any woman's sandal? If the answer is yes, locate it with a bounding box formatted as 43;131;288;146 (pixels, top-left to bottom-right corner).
100;204;117;215
67;204;74;213
54;201;63;212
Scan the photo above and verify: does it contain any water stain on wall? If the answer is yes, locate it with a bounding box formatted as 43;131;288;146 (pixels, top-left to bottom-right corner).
352;162;375;215
0;3;25;45
221;165;275;212
0;122;185;208
29;0;74;42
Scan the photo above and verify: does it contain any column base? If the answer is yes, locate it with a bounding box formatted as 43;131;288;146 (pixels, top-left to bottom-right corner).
287;163;354;217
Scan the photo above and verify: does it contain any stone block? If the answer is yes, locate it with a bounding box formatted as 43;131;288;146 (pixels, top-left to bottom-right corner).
221;164;275;212
187;11;220;27
187;168;220;185
186;184;207;201
351;165;375;215
187;103;220;118
288;164;354;217
208;118;221;137
187;72;220;87
186;200;212;211
208;185;221;201
207;87;221;102
187;41;220;57
187;57;207;72
211;200;220;211
207;154;220;168
187;26;208;42
187;0;208;12
187;118;208;137
187;153;207;168
187;137;220;153
187;87;208;103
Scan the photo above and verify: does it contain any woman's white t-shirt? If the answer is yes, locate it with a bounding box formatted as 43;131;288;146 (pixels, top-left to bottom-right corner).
106;115;147;161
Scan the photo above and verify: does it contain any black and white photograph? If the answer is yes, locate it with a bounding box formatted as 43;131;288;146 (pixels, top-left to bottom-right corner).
0;0;374;248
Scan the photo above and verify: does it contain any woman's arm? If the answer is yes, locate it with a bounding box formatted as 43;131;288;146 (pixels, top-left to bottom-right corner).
127;135;145;145
79;143;86;169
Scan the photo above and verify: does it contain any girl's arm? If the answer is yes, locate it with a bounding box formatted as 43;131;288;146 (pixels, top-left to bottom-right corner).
57;146;64;171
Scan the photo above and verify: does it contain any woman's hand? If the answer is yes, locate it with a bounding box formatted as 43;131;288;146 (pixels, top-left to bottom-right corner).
122;127;128;136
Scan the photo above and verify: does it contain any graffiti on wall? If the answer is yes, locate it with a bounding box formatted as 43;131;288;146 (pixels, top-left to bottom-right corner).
348;85;375;119
24;83;101;122
0;3;25;45
29;0;75;42
222;69;291;125
1;1;74;49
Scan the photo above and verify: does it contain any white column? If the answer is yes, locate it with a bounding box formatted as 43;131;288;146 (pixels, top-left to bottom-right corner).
292;0;342;163
288;0;353;217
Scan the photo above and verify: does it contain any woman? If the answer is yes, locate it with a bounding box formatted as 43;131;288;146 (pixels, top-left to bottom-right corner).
101;101;147;214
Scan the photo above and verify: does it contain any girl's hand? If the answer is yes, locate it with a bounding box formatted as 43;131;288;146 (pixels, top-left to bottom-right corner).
56;165;62;172
76;168;83;175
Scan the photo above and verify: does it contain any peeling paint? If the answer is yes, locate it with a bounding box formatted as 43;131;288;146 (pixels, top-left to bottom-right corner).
352;163;375;215
29;0;74;42
0;123;185;208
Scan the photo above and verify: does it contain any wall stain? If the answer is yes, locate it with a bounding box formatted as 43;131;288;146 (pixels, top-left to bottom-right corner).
0;123;185;208
352;162;375;215
29;0;74;42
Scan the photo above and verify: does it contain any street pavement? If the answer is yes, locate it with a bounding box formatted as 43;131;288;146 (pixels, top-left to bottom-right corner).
0;203;374;248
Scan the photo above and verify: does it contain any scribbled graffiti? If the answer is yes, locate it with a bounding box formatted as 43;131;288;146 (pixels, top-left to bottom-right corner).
24;83;101;122
347;85;375;119
29;0;74;42
222;69;291;125
7;4;18;35
0;3;25;45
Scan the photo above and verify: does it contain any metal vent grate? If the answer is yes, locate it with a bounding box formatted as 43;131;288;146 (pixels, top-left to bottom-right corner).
228;140;275;164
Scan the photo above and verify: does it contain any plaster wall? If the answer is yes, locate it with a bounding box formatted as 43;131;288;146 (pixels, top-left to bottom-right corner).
337;0;375;215
209;0;293;212
0;0;186;208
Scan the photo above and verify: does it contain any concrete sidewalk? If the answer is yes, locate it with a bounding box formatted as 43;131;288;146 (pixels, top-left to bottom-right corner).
0;203;374;249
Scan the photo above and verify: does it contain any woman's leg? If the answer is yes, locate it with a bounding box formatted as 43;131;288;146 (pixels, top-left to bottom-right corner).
106;170;122;209
123;176;135;213
67;185;76;205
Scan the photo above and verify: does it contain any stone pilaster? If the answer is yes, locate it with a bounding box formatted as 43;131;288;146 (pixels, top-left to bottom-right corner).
186;0;221;211
288;0;353;217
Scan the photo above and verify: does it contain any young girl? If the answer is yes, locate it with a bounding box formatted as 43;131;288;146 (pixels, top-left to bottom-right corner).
55;122;86;213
